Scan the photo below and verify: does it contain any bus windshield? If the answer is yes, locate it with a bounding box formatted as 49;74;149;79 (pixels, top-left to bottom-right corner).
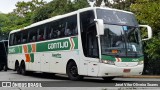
100;24;143;57
97;9;143;58
96;9;138;26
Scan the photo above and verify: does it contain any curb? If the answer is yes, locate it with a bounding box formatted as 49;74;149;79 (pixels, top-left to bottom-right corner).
122;75;160;78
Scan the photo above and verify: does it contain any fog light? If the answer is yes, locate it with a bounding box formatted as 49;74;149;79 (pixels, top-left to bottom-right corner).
102;60;115;65
138;61;144;65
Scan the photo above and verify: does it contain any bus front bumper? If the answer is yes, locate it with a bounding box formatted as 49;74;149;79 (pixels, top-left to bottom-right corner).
98;64;143;77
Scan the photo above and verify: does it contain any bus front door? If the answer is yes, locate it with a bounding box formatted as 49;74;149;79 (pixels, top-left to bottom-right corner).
85;25;100;76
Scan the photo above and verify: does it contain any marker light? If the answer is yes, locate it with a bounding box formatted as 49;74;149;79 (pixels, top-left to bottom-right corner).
102;60;115;65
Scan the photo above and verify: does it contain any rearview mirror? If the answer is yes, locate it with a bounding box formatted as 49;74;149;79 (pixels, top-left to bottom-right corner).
139;25;152;41
94;19;104;35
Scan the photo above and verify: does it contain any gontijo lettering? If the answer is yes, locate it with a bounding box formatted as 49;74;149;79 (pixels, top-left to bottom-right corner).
48;41;69;49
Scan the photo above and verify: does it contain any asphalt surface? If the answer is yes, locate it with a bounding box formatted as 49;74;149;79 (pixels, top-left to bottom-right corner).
0;70;160;90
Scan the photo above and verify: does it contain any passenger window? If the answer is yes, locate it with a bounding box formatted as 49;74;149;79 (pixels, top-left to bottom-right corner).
9;34;14;46
38;26;45;41
46;23;52;39
21;30;28;44
13;32;21;45
29;28;37;42
64;15;77;36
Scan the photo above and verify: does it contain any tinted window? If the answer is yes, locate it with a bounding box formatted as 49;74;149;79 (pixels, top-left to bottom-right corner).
13;32;21;45
21;30;28;44
9;14;77;45
37;25;45;41
29;27;38;42
46;14;77;40
80;10;99;58
9;34;14;46
96;9;138;26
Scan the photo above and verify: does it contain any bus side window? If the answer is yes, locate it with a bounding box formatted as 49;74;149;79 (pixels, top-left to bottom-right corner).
21;30;28;44
46;23;52;40
29;28;37;42
65;15;77;36
38;26;45;41
9;34;14;46
13;36;17;45
70;15;78;35
32;36;36;42
13;32;21;45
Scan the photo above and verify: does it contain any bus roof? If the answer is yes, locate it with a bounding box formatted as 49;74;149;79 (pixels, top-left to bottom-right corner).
9;7;133;34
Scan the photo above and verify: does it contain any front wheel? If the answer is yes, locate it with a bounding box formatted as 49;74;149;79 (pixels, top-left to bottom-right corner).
67;61;83;81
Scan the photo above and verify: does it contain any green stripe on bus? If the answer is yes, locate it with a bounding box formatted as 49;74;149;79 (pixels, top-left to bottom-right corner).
30;53;34;62
8;37;78;54
28;45;32;53
73;37;78;49
101;55;144;62
36;39;71;52
101;55;116;61
8;46;22;54
19;46;22;53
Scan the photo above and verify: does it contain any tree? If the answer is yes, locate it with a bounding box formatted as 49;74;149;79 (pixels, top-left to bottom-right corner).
32;0;89;23
131;0;160;74
131;0;160;60
13;0;46;17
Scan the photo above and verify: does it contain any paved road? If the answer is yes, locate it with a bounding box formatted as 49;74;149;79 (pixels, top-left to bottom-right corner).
0;70;160;90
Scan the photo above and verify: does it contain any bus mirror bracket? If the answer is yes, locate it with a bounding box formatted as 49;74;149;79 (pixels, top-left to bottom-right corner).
94;19;104;36
139;25;152;41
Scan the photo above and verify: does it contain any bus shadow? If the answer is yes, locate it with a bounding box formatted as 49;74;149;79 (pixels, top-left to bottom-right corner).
11;71;134;83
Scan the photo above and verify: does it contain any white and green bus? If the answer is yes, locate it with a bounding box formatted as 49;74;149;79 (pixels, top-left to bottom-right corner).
8;7;152;81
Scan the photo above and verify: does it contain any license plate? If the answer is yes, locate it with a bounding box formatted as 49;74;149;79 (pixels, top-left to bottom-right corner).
123;69;130;73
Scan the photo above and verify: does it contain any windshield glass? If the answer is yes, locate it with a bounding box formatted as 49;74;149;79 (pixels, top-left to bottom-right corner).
96;9;142;57
100;24;143;57
96;9;138;26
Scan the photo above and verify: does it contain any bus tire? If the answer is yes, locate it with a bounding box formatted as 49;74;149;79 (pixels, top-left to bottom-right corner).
102;77;114;81
20;63;27;75
14;61;19;71
67;61;83;81
3;65;7;71
17;65;21;74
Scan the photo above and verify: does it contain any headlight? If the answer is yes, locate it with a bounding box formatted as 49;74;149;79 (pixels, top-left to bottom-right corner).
102;60;115;65
138;61;144;65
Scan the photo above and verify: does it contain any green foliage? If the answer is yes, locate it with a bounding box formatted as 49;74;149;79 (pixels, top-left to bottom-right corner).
32;0;89;23
131;0;160;60
0;0;89;39
13;0;46;17
0;0;46;39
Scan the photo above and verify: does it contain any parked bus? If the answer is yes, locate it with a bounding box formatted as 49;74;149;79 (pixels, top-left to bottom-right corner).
0;40;8;71
8;7;152;81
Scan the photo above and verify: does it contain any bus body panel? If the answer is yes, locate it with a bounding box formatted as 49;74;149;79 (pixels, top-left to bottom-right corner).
8;37;81;74
98;64;143;77
7;7;148;79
